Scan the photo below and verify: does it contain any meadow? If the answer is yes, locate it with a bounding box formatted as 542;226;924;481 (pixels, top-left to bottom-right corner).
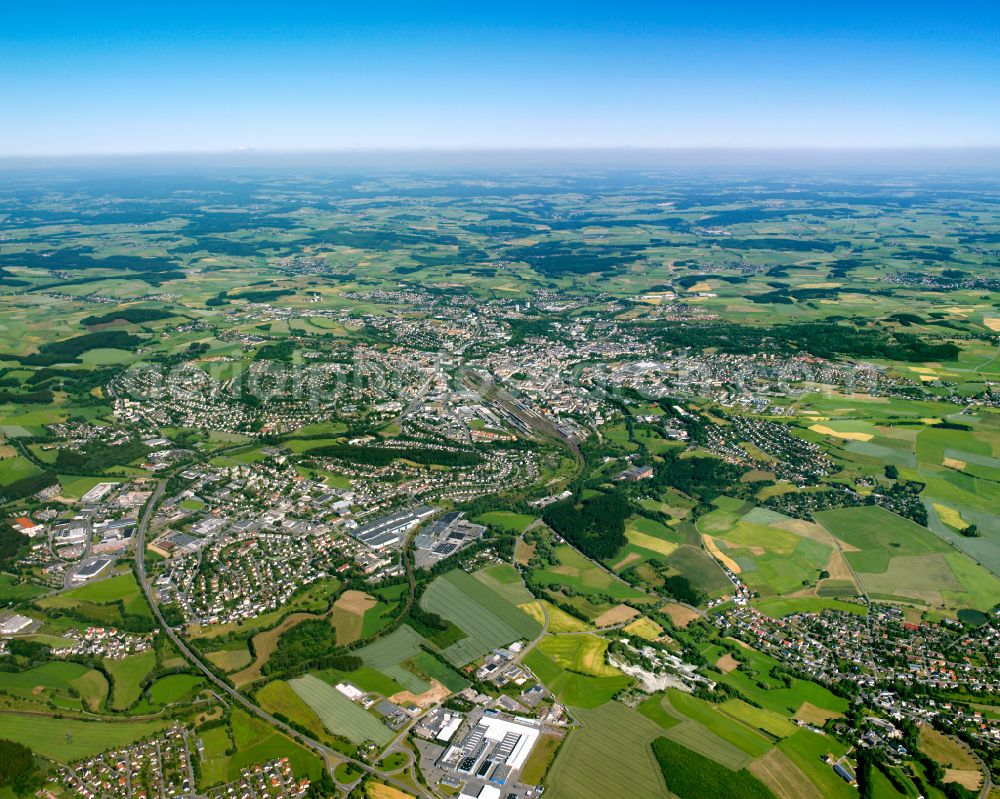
0;714;167;761
0;661;106;711
257;679;333;743
532;544;651;602
106;650;157;709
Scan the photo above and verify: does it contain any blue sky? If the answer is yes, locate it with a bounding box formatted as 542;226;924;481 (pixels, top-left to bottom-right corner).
2;2;999;155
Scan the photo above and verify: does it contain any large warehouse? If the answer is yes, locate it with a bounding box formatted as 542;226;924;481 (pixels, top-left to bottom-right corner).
350;505;435;550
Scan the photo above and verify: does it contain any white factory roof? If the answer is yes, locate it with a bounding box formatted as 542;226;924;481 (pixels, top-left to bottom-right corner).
335;682;365;701
479;715;540;772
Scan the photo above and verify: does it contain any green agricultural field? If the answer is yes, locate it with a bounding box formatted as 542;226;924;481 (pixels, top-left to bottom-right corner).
537;634;620;677
257;679;334;742
523;647;632;709
545;702;670;799
719;699;799;740
637;693;683;730
420;569;541;666
651;737;778;799
777;729;853;799
474;511;536;533
663;545;733;598
814;506;950;569
697;503;833;597
0;714;168;762
815;505;1000;612
405;651;468;692
667;691;773;759
473;564;536;605
288;674;392;746
355;625;433;694
359;600;398;640
752;597;867;618
315;665;405;698
620;515;685;560
519;599;592;632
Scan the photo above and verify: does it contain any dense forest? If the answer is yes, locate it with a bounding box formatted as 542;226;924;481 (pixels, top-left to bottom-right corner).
55;439;151;473
642;320;960;362
651;737;777;799
308;444;481;468
542;490;629;560
82;307;176;326
0;738;41;795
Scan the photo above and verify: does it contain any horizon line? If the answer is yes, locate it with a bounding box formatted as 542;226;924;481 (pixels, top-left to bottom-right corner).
3;145;1000;170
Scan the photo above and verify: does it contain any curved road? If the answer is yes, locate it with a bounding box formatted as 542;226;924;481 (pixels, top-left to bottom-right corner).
133;480;434;798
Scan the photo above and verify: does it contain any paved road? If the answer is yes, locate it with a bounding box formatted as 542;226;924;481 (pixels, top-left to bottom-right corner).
133;480;433;798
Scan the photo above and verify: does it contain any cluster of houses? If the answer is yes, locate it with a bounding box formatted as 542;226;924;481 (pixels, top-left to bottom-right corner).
203;757;310;799
720;601;1000;748
584;350;913;409
705;416;835;483
54;626;152;661
60;726;194;799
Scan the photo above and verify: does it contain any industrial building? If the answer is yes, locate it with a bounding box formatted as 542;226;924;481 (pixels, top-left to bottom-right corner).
350;505;435;550
437;712;541;790
414;511;487;567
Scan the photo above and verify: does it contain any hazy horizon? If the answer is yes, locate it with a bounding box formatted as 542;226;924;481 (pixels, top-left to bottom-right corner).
3;147;1000;173
2;2;999;156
